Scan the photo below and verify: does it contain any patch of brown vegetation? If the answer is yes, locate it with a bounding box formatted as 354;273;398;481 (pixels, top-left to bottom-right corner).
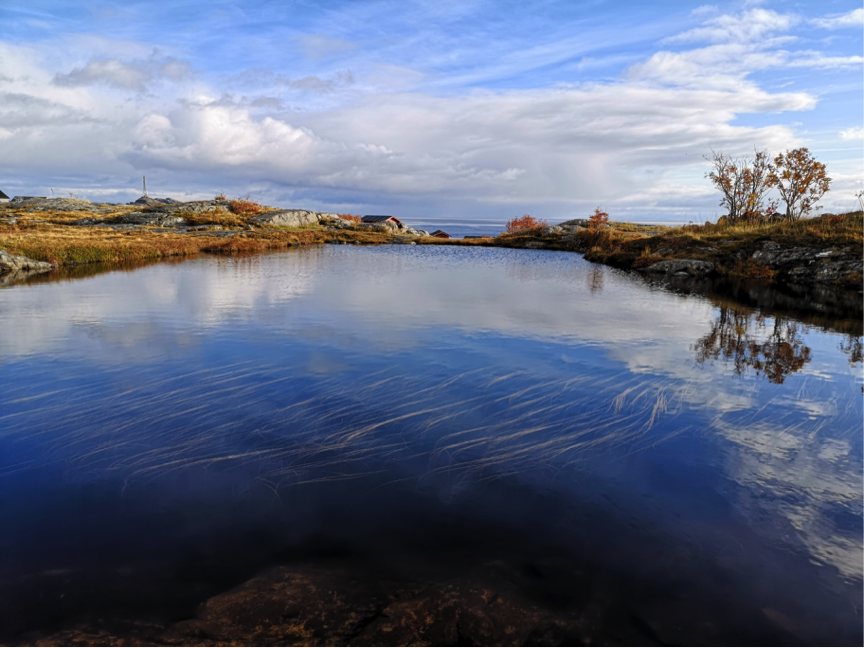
229;198;265;215
0;216;393;268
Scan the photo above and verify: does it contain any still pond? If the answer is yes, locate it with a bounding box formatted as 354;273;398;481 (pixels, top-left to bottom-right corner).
0;245;861;645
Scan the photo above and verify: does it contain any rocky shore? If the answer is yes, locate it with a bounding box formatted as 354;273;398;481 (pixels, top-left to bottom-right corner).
0;198;433;281
0;197;860;294
0;249;57;285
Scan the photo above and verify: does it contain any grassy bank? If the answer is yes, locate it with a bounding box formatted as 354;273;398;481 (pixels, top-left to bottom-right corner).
0;205;393;267
420;211;863;289
2;200;861;292
581;211;862;287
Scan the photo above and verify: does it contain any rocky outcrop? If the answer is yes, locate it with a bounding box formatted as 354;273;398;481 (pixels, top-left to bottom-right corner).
74;212;188;228
751;241;862;286
251;209;325;228
0;249;56;276
129;196;179;206
538;225;564;236
3;198;113;213
146;200;230;215
557;218;589;230
355;221;396;233
320;215;360;230
641;259;715;277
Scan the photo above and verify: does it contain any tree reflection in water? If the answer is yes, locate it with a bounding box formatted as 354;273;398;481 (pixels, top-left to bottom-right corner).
839;335;863;365
693;307;813;384
588;265;604;294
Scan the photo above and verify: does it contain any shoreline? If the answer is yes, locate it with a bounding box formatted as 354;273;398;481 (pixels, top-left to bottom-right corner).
1;198;861;296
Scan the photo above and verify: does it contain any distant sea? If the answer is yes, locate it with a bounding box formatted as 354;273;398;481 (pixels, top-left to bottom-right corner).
406;216;686;239
407;217;508;239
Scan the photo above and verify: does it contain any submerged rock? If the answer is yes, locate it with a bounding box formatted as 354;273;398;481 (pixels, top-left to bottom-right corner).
641;259;715;277
38;566;586;646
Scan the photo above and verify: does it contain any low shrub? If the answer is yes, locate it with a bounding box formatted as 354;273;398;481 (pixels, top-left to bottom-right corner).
337;213;362;222
588;207;609;233
230;198;264;214
505;214;546;233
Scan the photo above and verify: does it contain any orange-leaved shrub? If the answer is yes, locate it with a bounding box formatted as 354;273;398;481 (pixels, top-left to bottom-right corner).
230;198;264;214
505;214;546;233
337;213;362;222
588;207;609;232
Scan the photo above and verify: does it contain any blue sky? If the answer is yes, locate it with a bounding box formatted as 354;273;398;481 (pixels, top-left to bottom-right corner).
1;0;861;221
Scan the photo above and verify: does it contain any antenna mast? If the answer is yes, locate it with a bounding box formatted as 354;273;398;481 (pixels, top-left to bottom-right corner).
143;175;148;197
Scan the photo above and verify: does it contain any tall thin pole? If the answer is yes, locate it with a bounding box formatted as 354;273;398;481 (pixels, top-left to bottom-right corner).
143;176;148;197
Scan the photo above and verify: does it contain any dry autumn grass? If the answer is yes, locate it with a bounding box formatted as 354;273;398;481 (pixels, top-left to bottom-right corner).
0;207;393;267
2;199;860;291
582;211;863;274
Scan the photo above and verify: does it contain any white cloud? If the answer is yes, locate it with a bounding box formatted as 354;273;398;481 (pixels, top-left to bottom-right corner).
811;8;864;29
788;53;864;69
160;57;191;81
839;127;864;141
690;5;718;18
664;9;799;44
54;58;152;91
51;51;194;93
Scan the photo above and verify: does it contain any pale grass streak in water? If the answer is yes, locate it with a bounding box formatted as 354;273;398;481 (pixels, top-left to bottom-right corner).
0;362;830;492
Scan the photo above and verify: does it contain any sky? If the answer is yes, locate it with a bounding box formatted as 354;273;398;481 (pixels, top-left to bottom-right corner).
0;0;861;222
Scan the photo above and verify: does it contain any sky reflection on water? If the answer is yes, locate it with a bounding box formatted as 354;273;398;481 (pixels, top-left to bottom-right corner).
0;246;861;644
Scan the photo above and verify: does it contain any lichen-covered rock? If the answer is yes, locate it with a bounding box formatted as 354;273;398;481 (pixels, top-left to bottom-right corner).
752;242;818;267
538;225;564;236
557;218;590;231
403;227;430;237
74;212;187;228
355;221;396;233
751;242;862;286
129;196;179;206
0;249;56;276
113;212;187;227
319;216;359;230
250;209;321;228
149;200;230;215
641;259;715;276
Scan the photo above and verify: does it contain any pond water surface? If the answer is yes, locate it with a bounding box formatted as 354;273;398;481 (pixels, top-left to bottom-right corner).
0;245;861;645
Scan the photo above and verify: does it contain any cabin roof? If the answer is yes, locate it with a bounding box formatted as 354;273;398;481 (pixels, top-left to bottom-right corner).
430;229;450;237
0;190;9;200
362;215;402;223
